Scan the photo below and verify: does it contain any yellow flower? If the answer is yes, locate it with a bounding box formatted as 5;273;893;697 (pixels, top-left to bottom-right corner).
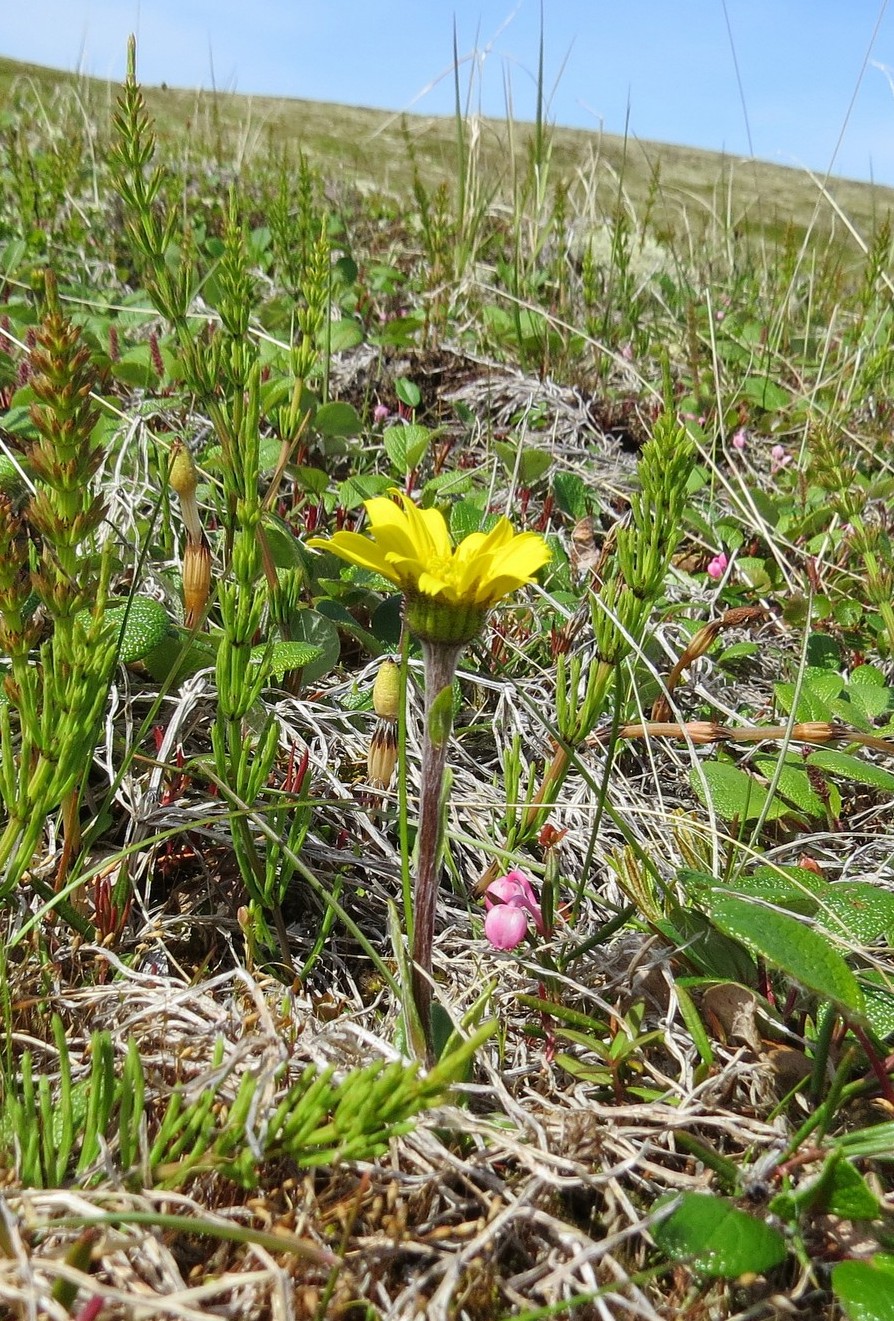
309;492;549;644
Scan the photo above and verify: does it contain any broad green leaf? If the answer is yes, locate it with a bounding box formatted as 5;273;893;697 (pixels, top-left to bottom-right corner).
833;1258;894;1321
858;972;894;1039
703;894;864;1015
774;670;843;722
661;903;757;983
740;376;789;411
314;401;362;438
847;666;892;720
111;344;159;389
421;470;474;500
806;632;843;670
735;557;772;591
261;514;304;570
653;1192;786;1278
552;471;590;519
1;403;38;438
731;864;829;915
690;762;794;822
754;758;825;816
289;609;340;684
394;377;421;409
449;499;487;541
816;882;894;944
808;748;894;795
383;423;431;474
771;1151;881;1221
326;318;364;353
78;597;171;664
249;641;321;682
493;440;551;485
718;641;759;664
315;597;386;656
338;473;391;509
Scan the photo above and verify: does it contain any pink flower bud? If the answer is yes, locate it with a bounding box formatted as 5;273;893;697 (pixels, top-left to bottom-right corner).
484;868;545;950
484;903;530;950
731;428;747;451
706;552;729;581
770;444;791;476
372;403;390;424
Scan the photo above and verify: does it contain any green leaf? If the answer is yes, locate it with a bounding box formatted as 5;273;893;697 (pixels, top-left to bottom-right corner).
772;1150;881;1221
816;882;894;944
314;401;362;438
740;376;790;412
653;1192;786;1278
493;441;551;485
327;318;364;353
858;972;894;1039
691;762;794;822
820;1158;882;1219
261;514;304;570
848;666;892;720
428;684;455;749
754;758;825;816
733;864;830;914
79;597;171;664
552;471;590;520
338;473;392;509
718;641;759;664
110;344;159;389
1;403;38;439
702;894;864;1015
394;377;421;409
774;671;843;721
289;609;340;684
249;642;321;682
661;902;757;983
382;423;431;474
449;499;487;541
808;748;894;795
833;1258;894;1321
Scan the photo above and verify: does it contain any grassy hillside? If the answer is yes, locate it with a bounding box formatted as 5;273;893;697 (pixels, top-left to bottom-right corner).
2;50;892;244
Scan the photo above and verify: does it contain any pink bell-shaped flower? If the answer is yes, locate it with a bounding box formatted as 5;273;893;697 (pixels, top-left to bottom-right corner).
484;869;545;951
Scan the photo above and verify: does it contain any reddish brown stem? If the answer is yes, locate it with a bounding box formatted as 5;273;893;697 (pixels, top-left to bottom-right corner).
411;640;461;1057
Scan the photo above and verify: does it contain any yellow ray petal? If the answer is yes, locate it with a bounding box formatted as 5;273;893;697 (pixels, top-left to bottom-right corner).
308;531;400;585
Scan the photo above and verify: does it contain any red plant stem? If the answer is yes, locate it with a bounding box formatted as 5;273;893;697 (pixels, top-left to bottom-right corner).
411;639;462;1056
851;1023;894;1107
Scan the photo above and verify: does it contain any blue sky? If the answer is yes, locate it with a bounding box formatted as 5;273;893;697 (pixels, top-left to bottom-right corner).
4;1;894;185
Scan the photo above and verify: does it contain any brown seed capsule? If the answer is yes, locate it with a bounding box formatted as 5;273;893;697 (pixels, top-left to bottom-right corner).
368;718;398;789
182;533;211;628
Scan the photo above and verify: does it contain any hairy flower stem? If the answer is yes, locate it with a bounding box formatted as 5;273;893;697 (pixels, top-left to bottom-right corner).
411;639;461;1056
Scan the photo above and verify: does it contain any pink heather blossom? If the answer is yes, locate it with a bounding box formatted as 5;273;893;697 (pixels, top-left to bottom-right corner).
484;869;545;951
731;428;747;451
770;444;791;476
706;552;729;581
372;403;390;424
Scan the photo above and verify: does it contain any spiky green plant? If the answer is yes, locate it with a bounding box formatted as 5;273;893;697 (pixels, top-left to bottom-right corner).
0;278;117;906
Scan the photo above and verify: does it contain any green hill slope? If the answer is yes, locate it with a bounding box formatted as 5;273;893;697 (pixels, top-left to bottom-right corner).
1;51;891;243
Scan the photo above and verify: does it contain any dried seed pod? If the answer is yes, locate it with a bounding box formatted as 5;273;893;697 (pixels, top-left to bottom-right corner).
368;718;398;790
182;534;211;628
